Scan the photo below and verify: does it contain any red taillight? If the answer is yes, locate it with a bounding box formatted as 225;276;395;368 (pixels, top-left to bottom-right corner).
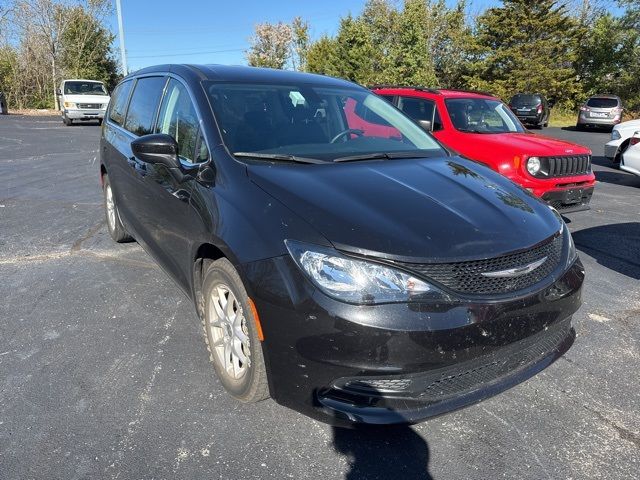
630;136;640;146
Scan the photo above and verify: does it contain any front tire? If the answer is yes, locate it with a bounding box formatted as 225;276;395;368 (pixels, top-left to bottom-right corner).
103;174;133;243
63;115;72;126
202;258;269;403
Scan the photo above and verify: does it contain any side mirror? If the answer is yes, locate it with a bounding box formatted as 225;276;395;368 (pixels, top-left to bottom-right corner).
131;134;180;169
418;119;432;132
56;89;61;96
548;100;555;108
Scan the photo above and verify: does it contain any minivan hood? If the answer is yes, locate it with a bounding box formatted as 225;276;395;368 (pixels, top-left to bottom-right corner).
248;157;561;263
63;94;110;104
461;132;590;156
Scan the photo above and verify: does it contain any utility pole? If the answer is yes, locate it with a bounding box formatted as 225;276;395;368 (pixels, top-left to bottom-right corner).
115;0;128;76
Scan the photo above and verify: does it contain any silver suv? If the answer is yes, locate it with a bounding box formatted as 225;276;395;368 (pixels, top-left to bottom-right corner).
577;95;623;130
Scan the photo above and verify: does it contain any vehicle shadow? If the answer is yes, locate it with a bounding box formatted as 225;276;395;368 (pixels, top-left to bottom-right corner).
572;222;640;280
332;424;433;480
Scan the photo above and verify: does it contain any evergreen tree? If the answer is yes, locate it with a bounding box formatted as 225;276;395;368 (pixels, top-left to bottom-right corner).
466;0;581;104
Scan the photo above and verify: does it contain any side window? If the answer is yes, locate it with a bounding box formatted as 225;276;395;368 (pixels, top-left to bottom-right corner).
379;94;395;104
433;106;443;131
108;80;133;126
124;76;167;136
156;79;204;163
398;96;435;123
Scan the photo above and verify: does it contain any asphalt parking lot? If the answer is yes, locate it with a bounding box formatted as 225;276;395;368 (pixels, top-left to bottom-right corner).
0;115;638;479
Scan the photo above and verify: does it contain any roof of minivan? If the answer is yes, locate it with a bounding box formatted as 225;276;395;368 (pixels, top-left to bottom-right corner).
127;64;359;89
62;79;106;83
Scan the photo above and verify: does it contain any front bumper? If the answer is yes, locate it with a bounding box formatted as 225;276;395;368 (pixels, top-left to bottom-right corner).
541;186;594;213
605;139;623;160
64;108;105;120
243;255;584;426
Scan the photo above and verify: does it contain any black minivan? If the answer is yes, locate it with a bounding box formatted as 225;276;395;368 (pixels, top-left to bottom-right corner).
100;65;584;425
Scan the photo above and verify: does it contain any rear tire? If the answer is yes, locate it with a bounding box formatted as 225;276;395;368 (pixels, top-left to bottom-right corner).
103;174;133;243
202;258;269;403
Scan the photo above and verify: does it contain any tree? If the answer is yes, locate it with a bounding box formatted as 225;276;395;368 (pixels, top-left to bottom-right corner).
61;1;118;88
246;22;293;69
466;0;582;104
290;17;309;71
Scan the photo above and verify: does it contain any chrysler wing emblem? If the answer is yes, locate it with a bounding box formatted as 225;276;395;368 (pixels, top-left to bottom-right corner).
480;256;547;278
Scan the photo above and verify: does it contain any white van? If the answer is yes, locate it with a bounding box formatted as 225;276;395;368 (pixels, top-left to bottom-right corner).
58;79;110;125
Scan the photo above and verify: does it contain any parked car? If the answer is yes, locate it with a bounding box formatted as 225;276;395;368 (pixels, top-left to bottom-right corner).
508;93;551;129
620;131;640;178
101;65;584;426
576;95;623;130
604;118;640;166
0;91;7;114
58;79;110;125
373;86;595;213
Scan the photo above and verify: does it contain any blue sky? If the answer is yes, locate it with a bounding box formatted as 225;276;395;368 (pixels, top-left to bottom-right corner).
109;0;498;72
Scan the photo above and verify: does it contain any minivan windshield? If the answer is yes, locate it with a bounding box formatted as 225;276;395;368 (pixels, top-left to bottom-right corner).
510;94;541;106
64;81;108;96
586;97;619;108
205;82;445;162
445;98;525;134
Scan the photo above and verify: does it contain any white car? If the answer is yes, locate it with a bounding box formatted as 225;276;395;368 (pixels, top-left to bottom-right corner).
621;132;640;178
604;118;640;165
58;79;110;126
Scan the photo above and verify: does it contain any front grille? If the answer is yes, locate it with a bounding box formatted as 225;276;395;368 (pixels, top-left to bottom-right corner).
78;103;101;109
535;155;591;178
397;234;563;296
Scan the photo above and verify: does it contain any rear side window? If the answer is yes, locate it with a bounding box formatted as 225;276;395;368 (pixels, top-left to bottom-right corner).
586;97;619;108
108;80;133;125
124;76;167;136
156;79;203;163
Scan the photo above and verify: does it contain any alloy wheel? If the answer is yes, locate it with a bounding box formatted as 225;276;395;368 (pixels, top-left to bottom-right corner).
208;284;251;380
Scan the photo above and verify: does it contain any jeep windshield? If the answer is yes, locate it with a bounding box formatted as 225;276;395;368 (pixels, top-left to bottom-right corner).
446;98;526;134
205;82;445;162
63;81;108;96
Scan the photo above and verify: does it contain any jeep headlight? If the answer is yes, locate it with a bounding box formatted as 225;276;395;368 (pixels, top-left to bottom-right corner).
285;240;451;304
526;156;541;175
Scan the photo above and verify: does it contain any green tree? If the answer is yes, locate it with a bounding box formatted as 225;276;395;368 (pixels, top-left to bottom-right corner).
466;0;581;104
61;3;118;89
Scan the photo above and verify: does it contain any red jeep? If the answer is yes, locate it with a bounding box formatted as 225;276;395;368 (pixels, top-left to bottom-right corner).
371;87;596;213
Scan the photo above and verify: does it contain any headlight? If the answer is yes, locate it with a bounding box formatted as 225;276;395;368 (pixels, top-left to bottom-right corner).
285;240;451;304
611;129;621;140
564;222;577;267
63;101;76;109
526;156;541;175
101;103;108;110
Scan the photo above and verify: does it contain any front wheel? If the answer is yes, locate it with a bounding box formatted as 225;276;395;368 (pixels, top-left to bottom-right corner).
202;258;269;403
63;115;72;126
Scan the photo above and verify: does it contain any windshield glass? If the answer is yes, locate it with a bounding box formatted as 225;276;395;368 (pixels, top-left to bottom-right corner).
63;81;108;96
445;98;525;134
586;97;619;108
205;82;444;162
510;94;541;106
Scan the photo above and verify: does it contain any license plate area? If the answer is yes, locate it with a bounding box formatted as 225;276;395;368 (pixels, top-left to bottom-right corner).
563;188;583;204
590;112;607;118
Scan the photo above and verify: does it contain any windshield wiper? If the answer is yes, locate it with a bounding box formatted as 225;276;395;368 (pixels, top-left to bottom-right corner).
333;151;434;163
233;152;325;164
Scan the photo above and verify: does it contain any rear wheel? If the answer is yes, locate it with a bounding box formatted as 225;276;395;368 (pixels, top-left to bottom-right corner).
103;174;133;243
202;258;269;403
